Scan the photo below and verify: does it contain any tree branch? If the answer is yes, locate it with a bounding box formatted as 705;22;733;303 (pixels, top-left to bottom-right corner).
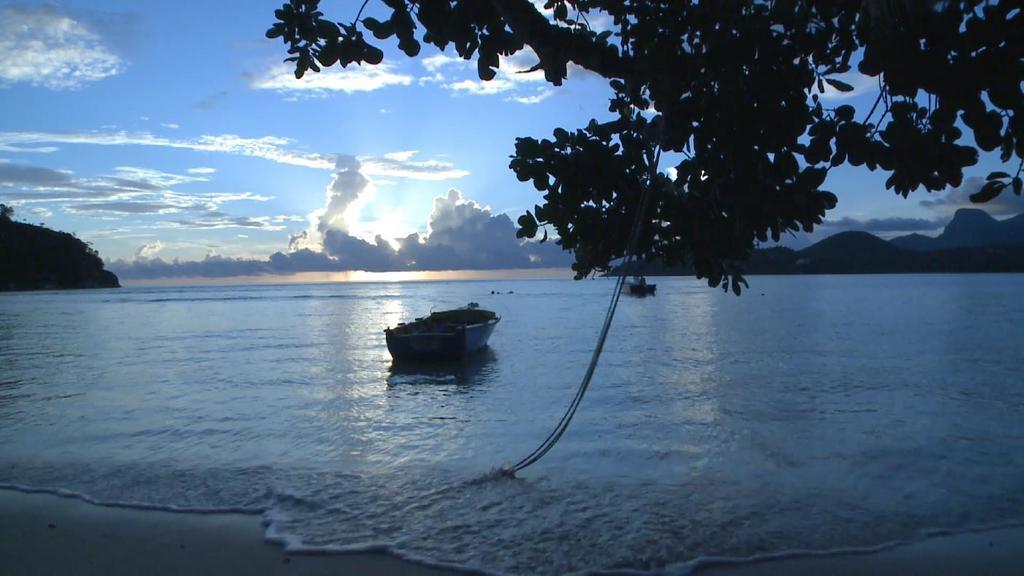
486;0;632;84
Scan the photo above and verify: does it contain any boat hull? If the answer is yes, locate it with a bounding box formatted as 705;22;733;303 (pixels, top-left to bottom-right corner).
627;283;657;296
386;318;499;361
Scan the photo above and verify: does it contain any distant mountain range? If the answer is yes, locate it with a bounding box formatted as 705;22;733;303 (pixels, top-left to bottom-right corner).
618;208;1024;276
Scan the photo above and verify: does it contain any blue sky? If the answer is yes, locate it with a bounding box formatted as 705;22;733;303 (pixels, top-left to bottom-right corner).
1;1;1021;279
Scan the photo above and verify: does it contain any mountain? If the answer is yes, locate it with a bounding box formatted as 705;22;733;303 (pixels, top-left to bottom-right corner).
795;231;913;273
0;217;120;291
610;210;1024;277
891;208;1024;251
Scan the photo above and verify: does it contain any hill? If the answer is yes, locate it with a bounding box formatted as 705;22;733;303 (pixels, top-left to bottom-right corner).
610;210;1024;277
0;215;120;291
891;208;1024;251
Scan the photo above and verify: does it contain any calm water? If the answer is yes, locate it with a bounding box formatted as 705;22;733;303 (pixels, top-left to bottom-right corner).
1;275;1023;574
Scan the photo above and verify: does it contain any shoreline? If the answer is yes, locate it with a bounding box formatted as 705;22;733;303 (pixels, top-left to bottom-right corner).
2;488;1023;575
0;489;467;576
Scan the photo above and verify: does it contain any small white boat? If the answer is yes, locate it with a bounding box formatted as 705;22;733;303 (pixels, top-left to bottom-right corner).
385;303;500;361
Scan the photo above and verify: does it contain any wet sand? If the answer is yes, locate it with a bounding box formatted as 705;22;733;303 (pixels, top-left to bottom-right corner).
695;525;1024;575
3;488;1022;575
0;489;464;576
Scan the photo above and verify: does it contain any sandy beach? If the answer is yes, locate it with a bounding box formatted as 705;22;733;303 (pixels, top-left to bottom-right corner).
0;489;464;576
695;525;1024;575
3;489;1023;575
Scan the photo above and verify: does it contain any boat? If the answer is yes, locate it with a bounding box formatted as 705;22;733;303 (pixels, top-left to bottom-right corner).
625;276;656;296
385;303;500;361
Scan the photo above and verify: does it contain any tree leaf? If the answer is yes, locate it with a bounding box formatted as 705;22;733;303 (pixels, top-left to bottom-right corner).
825;78;854;92
969;180;1005;203
986;171;1010;180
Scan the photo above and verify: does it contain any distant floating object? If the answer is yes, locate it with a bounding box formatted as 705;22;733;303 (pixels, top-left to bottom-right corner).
625;276;656;296
385;303;500;361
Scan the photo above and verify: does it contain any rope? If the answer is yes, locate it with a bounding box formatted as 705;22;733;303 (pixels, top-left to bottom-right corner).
504;124;662;476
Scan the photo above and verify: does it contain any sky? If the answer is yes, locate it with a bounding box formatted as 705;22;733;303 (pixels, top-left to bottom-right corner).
1;1;1021;281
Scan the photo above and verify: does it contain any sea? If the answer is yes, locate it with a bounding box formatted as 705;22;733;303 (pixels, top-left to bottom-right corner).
1;275;1023;575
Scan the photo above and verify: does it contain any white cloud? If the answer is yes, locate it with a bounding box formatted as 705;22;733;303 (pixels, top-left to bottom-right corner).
0;131;335;169
0;132;470;185
188;167;217;175
24;206;52;219
249;63;413;96
507;89;555;105
449;78;516;95
815;72;878;100
111;166;209;187
422;47;557;103
358;152;470;180
0;6;122;90
136;241;163;258
383;150;418;162
161;123;180;129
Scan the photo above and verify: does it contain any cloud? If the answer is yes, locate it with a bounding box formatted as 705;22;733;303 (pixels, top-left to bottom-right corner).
819;216;944;234
1;161;272;227
160;123;180;129
163;214;299;231
111;182;573;279
66;201;184;214
359;152;470;181
920;176;1024;216
136;241;162;258
0;131;334;169
111;166;209;187
507;89;555;104
0;162;161;202
23;206;52;219
0;6;122;90
814;72;878;100
248;63;413;96
288;155;370;252
0;131;469;180
188;167;217;175
419;47;560;104
110;255;271;279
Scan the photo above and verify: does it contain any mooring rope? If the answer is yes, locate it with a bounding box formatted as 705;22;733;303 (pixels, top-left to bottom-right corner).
504;126;662;476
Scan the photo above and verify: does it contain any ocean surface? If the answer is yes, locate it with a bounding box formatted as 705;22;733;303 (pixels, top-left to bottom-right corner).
1;275;1023;574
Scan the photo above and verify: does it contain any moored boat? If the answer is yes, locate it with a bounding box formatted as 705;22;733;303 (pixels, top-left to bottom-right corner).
385;303;500;361
625;276;656;296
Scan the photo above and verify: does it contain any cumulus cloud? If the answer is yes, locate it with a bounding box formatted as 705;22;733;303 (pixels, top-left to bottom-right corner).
248;62;413;96
920;176;1024;216
136;241;162;258
0;6;122;90
288;155;370;252
111;180;573;279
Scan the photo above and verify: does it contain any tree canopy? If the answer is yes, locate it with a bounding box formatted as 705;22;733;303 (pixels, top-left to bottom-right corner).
268;0;1022;293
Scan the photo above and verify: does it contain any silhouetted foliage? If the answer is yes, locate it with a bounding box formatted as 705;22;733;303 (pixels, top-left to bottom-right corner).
0;218;120;291
269;0;1023;293
0;203;13;221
